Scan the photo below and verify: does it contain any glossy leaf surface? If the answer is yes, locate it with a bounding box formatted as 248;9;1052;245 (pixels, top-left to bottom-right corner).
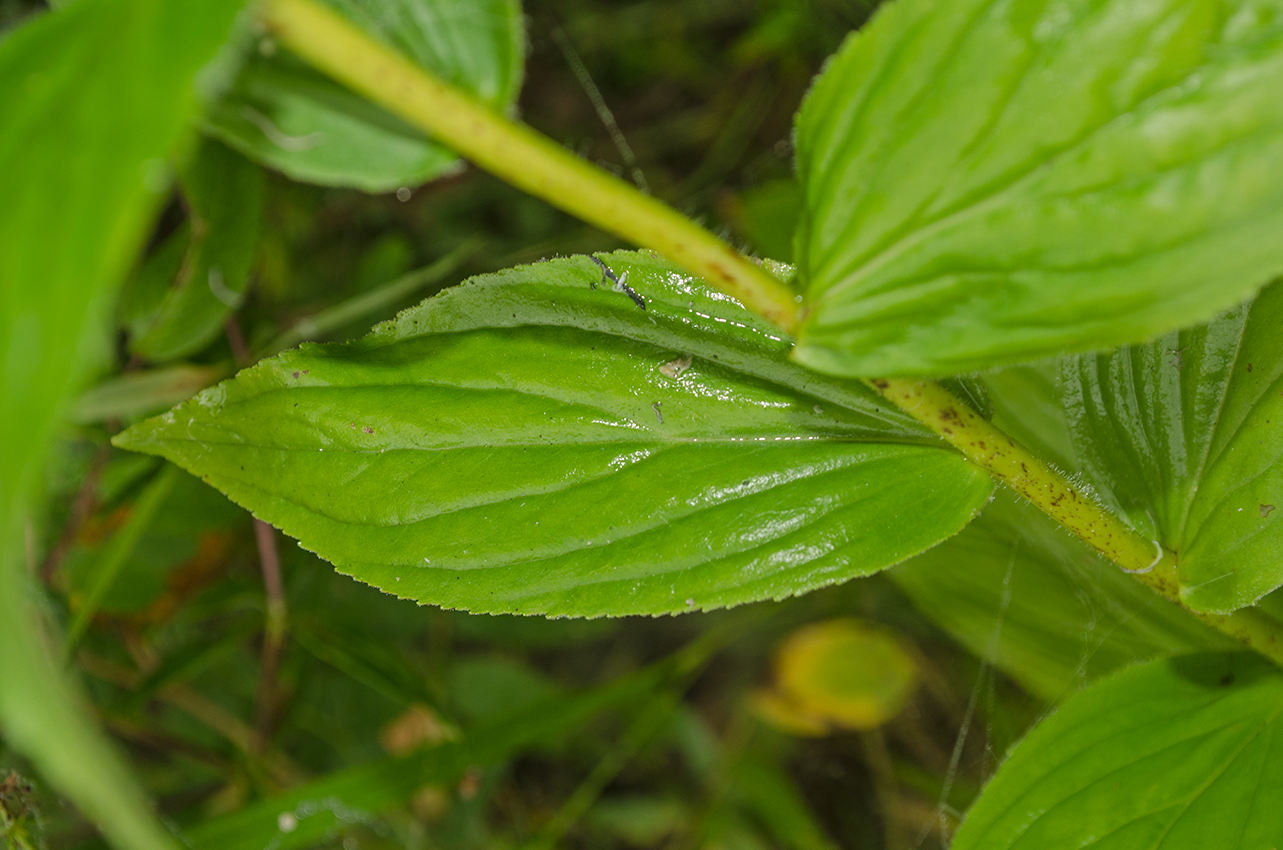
953;652;1283;849
0;0;247;848
116;252;993;617
794;0;1283;377
205;0;523;191
890;490;1233;701
1066;280;1283;612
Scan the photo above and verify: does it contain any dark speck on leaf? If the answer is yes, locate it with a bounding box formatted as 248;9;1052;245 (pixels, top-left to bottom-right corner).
292;371;300;378
1247;363;1254;372
1261;504;1275;518
1221;673;1235;686
364;426;374;434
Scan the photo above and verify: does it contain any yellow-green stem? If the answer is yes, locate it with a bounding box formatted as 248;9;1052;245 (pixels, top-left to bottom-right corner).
868;377;1283;666
258;0;800;333
259;0;1283;666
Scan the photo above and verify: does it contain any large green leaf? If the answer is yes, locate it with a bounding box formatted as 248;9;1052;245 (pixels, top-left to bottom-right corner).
890;490;1235;702
0;0;247;848
793;0;1283;377
115;251;994;617
952;652;1283;849
204;0;524;191
1065;280;1283;613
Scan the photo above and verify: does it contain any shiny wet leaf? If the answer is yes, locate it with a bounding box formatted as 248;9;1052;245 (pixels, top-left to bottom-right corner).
793;0;1283;377
953;652;1283;849
114;251;993;617
1065;280;1283;612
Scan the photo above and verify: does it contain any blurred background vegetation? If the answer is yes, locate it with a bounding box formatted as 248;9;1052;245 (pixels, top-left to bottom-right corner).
2;1;1051;847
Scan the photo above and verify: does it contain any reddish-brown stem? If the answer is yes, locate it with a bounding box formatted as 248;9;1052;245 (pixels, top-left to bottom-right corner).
39;441;111;584
225;317;290;751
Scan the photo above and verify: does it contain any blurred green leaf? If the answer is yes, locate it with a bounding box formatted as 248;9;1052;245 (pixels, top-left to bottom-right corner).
0;0;249;848
293;618;433;706
185;663;668;850
953;652;1283;849
1065;280;1283;613
734;178;801;263
793;0;1283;377
890;489;1234;701
585;794;688;848
128;138;265;361
120;223;192;336
984;362;1077;473
448;656;559;722
264;238;478;354
728;757;839;850
65;464;181;650
63;468;242;616
204;0;524;191
115;251;993;616
73;363;230;424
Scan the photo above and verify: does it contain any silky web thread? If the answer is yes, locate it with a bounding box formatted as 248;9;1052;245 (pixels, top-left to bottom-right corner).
918;541;1016;848
920;533;1181;846
1042;550;1172;719
550;26;650;193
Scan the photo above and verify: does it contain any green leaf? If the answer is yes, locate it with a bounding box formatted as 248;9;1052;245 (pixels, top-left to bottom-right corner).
0;0;248;848
952;652;1283;849
890;489;1234;701
1065;280;1283;612
62;467;243;619
204;0;524;191
734;178;802;263
128;138;265;361
115;251;994;617
985;362;1077;473
72;363;230;424
793;0;1283;377
185;663;669;850
64;464;181;650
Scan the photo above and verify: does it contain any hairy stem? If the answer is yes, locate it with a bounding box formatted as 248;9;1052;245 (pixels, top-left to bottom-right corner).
258;0;801;333
868;378;1283;666
258;0;1283;666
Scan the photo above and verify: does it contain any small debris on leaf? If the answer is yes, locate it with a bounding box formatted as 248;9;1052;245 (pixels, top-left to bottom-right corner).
659;355;693;379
